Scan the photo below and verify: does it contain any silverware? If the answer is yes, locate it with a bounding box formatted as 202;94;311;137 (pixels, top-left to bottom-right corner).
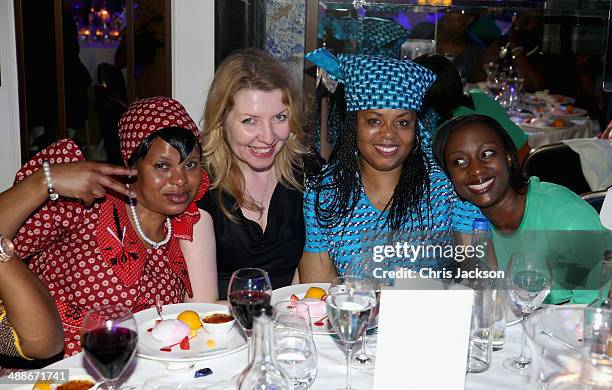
155;298;164;321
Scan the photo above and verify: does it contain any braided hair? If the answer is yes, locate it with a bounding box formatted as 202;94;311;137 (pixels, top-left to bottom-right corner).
312;108;431;233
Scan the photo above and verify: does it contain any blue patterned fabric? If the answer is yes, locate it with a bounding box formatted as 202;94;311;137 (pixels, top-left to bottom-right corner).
303;166;485;275
305;48;436;112
418;108;440;164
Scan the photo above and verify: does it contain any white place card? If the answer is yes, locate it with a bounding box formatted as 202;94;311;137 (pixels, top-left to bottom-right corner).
373;287;473;390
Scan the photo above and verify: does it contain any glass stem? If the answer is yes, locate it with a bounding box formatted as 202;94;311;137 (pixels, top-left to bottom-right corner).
360;333;367;357
516;313;530;367
345;344;353;389
246;330;253;364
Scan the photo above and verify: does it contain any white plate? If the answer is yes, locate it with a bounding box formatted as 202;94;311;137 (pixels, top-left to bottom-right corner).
134;303;246;363
16;368;97;390
271;283;334;335
520;120;573;130
550;107;588;117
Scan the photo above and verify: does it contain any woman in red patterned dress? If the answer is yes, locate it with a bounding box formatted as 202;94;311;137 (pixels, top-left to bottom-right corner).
0;97;210;356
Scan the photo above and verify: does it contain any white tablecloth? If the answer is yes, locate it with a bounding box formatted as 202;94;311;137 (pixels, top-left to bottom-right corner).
28;323;531;390
522;118;596;148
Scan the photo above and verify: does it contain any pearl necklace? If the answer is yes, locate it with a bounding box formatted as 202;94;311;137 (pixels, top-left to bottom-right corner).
128;198;172;249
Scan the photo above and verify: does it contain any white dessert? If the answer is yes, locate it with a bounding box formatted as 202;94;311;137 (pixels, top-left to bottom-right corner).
151;319;190;345
301;298;326;318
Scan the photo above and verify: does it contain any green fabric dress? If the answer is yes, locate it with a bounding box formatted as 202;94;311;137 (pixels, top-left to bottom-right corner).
492;177;611;304
452;89;529;150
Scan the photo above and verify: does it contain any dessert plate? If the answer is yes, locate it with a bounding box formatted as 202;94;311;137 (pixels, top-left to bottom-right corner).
134;303;246;363
272;283;379;336
520;118;573;130
272;283;334;335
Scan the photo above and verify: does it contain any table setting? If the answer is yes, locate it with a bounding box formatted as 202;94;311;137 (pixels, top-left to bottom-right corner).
13;259;612;390
477;65;597;148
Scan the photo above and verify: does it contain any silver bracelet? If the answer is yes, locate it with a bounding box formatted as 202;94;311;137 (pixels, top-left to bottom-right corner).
42;161;59;201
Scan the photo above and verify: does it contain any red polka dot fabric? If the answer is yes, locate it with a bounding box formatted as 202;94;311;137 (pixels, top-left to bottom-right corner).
12;139;206;357
117;96;201;165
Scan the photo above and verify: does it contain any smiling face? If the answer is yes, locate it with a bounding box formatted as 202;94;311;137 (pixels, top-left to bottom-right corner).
132;137;201;217
356;109;417;175
443;123;514;209
224;88;291;173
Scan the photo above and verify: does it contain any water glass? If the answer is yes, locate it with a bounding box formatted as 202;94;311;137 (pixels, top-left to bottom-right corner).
466;288;496;373
491;269;508;351
273;302;318;390
582;306;612;360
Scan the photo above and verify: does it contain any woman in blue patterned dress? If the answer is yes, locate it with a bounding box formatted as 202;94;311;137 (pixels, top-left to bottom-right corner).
299;49;484;281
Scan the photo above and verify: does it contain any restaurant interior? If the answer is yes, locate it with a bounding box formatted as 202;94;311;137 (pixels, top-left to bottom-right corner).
0;0;611;389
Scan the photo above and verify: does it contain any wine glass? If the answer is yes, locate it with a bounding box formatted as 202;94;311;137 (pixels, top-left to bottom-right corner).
81;305;138;390
327;276;375;390
227;267;272;363
503;251;552;374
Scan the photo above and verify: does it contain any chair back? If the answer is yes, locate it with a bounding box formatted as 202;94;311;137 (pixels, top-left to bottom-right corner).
523;143;591;195
580;189;608;214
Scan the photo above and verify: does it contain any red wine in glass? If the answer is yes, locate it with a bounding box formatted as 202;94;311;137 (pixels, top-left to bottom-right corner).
228;290;272;331
82;327;138;379
227;268;273;364
81;305;137;390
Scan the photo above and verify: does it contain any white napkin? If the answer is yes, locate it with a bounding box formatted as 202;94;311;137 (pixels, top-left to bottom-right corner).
561;138;612;191
601;188;612;230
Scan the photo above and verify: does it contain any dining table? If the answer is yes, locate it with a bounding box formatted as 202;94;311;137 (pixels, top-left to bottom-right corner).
22;317;533;390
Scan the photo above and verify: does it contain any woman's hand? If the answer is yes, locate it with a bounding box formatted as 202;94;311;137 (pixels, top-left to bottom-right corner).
50;162;136;205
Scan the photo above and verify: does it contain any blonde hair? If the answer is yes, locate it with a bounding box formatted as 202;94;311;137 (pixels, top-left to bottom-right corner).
202;48;309;220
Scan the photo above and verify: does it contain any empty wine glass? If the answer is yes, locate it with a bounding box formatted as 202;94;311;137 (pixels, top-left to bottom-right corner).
327;276;375;390
227;268;272;363
81;305;138;390
503;251;552;374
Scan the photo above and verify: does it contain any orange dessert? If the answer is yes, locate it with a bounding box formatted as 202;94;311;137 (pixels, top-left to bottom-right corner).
565;104;575;114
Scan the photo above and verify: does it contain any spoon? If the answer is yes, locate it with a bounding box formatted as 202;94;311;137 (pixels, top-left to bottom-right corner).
155;298;164;321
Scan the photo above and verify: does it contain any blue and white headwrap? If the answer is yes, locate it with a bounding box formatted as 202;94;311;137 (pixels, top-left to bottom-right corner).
305;48;436;112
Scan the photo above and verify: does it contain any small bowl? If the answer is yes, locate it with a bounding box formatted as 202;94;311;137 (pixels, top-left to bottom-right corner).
201;310;235;335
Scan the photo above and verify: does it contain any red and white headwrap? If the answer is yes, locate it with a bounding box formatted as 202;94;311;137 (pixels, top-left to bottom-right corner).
117;96;210;241
118;96;201;166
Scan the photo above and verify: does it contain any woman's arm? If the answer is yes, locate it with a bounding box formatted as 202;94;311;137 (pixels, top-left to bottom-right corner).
181;210;219;303
298;251;337;283
0;255;64;359
0;161;134;240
